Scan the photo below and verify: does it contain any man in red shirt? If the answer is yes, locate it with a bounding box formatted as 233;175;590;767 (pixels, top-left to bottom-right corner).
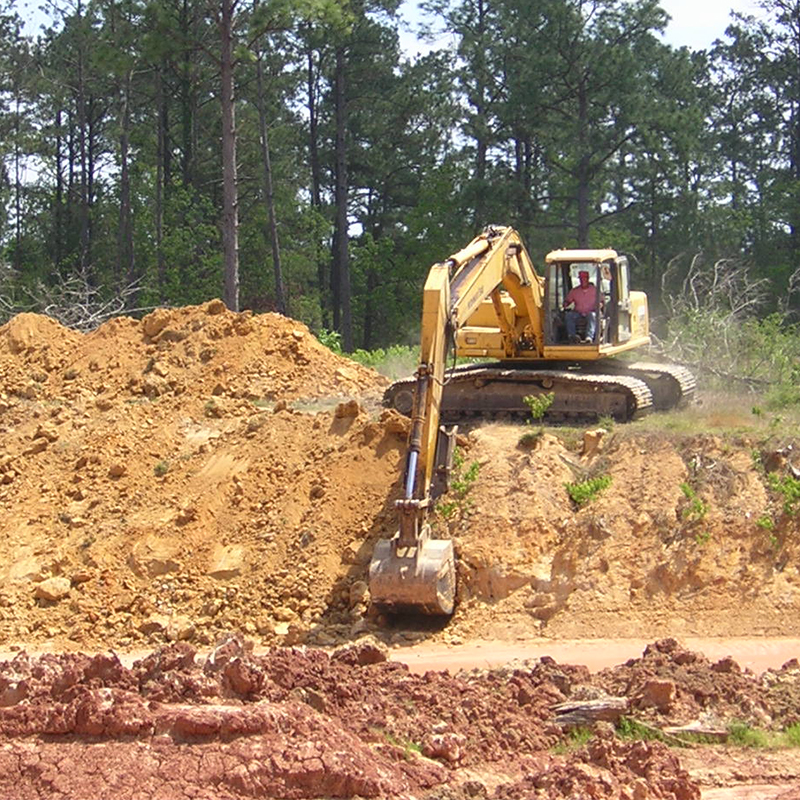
564;270;598;343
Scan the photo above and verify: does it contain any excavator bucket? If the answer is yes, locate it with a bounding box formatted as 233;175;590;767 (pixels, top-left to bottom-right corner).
369;528;456;615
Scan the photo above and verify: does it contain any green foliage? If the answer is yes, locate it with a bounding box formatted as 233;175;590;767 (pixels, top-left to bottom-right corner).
756;514;774;531
381;730;423;759
694;530;711;546
523;392;555;423
551;726;594;754
597;414;615;431
318;329;343;354
727;721;770;748
783;723;800;747
565;474;612;507
616;717;663;742
665;310;800;400
519;393;555;448
347;345;418;379
680;483;709;521
436;448;480;520
767;473;800;515
153;460;169;477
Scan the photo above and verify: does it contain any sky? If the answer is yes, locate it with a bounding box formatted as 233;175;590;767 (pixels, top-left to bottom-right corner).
14;0;770;52
399;0;770;56
658;0;765;50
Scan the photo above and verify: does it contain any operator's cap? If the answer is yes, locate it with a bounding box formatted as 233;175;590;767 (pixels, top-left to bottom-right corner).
579;270;589;279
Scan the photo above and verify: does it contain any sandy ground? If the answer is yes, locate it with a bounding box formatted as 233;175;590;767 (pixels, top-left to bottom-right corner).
394;638;800;674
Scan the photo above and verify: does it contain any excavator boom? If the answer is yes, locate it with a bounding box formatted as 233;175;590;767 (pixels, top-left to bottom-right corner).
369;226;541;615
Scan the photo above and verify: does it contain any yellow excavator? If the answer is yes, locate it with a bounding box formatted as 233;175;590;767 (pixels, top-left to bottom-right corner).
369;225;694;616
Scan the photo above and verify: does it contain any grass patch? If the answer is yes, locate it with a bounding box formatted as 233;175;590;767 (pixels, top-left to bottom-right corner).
565;474;612;507
552;726;594;754
728;721;771;748
783;723;800;747
616;716;664;742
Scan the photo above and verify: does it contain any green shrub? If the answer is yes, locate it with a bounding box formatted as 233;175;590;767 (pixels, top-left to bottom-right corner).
680;482;709;521
727;721;770;748
436;448;480;520
565;474;612;507
523;392;555;422
768;473;800;515
317;328;342;354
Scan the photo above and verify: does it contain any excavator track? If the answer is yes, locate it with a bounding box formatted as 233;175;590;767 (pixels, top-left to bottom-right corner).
593;361;696;411
384;363;655;423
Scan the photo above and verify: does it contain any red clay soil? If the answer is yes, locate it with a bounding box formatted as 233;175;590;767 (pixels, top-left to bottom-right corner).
0;635;703;799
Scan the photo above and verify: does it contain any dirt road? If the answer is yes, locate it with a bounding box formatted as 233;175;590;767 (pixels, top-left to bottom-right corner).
393;637;800;674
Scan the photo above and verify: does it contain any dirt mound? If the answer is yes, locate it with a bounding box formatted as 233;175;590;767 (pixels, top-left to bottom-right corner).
0;637;701;799
592;638;800;731
0;304;798;652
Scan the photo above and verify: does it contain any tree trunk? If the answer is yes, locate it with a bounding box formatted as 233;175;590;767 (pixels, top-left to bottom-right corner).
472;0;488;229
180;0;194;188
55;107;64;270
76;7;90;277
256;54;286;315
576;79;590;247
333;45;353;351
219;0;240;312
13;92;21;270
118;70;135;293
305;31;328;326
156;64;167;299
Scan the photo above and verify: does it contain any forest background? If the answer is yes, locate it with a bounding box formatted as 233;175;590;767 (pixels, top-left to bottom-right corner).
0;0;798;399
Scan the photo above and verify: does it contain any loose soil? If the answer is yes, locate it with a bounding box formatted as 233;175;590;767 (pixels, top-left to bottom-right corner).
1;302;799;798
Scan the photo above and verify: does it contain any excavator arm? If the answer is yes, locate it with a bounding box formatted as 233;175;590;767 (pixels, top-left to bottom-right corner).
369;226;543;615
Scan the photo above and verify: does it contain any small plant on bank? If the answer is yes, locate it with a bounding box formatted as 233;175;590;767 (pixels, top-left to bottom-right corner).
756;514;775;531
694;530;711;546
565;474;612;508
154;460;170;477
552;726;594;754
436;448;480;520
597;414;615;431
680;482;709;522
519;392;555;447
382;730;423;760
768;472;800;515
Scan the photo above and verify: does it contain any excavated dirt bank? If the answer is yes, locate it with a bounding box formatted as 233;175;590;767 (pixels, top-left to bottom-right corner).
0;302;798;652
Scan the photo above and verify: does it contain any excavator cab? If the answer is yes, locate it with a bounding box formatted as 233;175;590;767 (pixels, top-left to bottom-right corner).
543;252;634;348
